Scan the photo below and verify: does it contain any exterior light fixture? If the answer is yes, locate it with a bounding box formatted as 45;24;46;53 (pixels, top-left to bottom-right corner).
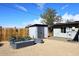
72;27;75;31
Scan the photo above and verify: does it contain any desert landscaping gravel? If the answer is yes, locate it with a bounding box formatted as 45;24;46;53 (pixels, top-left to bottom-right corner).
0;38;79;56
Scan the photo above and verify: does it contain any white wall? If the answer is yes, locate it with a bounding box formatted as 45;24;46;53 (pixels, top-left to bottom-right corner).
29;26;48;39
44;27;48;38
53;27;78;39
29;27;38;38
53;28;67;38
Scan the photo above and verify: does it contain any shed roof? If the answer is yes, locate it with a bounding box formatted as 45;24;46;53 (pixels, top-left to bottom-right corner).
25;24;48;28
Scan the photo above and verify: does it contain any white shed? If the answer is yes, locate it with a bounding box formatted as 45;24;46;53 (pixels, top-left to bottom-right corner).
28;24;48;39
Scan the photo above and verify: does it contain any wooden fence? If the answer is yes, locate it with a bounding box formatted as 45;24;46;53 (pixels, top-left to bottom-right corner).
0;27;29;41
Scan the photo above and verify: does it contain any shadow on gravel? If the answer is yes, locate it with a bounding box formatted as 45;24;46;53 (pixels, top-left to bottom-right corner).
67;40;79;43
0;43;4;47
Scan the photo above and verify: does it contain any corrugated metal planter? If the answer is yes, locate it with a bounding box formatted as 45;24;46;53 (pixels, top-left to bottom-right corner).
10;39;36;49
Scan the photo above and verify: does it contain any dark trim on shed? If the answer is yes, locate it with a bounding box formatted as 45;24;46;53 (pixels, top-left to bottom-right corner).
25;24;48;28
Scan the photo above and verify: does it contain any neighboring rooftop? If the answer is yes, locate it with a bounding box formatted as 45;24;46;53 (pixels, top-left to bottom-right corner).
53;21;79;28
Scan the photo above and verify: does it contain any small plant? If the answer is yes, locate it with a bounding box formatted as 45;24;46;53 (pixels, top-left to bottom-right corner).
9;35;16;41
13;36;25;42
24;36;32;40
9;35;16;45
9;35;33;42
10;35;16;39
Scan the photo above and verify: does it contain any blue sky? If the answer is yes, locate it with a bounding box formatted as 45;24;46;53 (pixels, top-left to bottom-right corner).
0;3;79;27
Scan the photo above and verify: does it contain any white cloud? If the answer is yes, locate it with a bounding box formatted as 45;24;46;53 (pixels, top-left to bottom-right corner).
36;3;45;10
32;17;43;24
15;4;27;12
12;17;43;28
61;5;69;10
22;17;44;27
62;12;79;22
1;18;43;28
62;12;73;20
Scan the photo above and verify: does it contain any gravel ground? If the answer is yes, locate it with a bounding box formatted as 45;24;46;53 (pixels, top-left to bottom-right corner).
0;37;79;56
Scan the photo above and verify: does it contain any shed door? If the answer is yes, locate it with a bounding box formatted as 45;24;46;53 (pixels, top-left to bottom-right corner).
37;27;44;38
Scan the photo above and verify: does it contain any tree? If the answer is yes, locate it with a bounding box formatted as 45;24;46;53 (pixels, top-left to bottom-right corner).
40;8;62;36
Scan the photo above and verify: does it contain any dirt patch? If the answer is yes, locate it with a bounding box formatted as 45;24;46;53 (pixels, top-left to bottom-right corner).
0;38;79;56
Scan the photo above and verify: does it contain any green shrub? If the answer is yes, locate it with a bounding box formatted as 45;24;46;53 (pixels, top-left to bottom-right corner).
24;36;32;40
9;35;16;42
9;35;32;42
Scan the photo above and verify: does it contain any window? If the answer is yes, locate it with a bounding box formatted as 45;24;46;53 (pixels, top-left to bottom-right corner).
61;27;66;33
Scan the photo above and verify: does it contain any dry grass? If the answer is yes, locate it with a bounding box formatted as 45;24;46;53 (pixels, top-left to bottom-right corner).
0;37;79;56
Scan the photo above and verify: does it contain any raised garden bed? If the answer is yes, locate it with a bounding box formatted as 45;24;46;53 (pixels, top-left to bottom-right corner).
9;36;35;49
10;40;35;49
9;36;44;49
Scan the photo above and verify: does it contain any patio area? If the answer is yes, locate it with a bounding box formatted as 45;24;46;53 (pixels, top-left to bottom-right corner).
0;37;79;56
